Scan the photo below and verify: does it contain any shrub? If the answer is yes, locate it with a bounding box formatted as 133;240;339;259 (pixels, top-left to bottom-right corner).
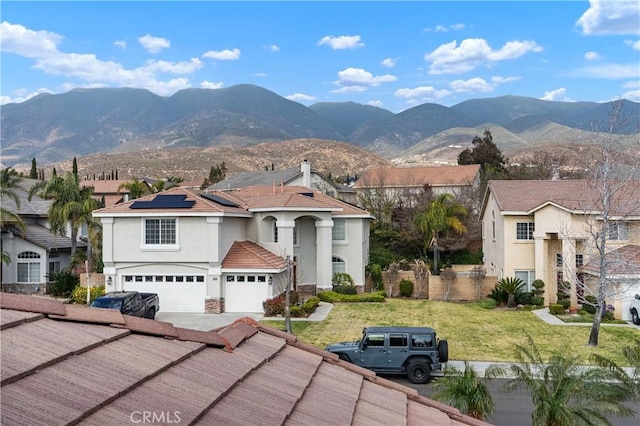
47;270;79;297
72;285;105;305
583;295;598;314
560;299;571;309
290;306;305;318
369;246;396;270
368;263;383;291
447;249;483;264
480;298;497;309
399;278;414;297
516;291;533;306
333;284;357;295
302;297;320;314
317;291;385;303
333;272;355;286
549;304;564;315
531;279;545;296
532;296;545;306
487;286;508;305
263;296;285;316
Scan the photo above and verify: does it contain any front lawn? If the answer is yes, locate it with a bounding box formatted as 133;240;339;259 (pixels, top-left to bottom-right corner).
261;299;639;365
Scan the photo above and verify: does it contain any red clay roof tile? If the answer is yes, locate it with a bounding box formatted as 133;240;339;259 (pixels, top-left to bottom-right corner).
48;304;126;325
0;293;66;316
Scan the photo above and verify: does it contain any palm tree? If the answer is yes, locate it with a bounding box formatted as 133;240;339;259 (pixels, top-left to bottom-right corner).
1;168;26;265
414;193;466;274
28;172;97;256
432;361;499;420
117;178;148;199
591;338;640;401
488;333;634;426
497;277;525;308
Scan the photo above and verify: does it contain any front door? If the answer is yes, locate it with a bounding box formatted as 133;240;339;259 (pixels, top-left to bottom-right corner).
359;333;387;369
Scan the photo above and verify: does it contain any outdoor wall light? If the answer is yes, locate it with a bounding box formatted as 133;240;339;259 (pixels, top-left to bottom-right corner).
268;276;273;285
107;276;113;286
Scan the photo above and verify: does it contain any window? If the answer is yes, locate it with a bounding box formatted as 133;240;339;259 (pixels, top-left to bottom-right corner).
145;218;176;245
293;222;298;246
491;212;496;240
411;334;433;348
389;334;408;347
332;256;345;276
365;334;385;347
607;222;629;240
49;260;61;276
576;254;584;267
332;219;346;241
514;270;535;291
273;220;278;243
17;251;41;283
226;276;235;282
556;254;563;267
257;276;266;283
516;222;535;240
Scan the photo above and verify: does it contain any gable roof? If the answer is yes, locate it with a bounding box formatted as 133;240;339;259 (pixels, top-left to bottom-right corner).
1;186;51;217
581;244;640;277
484;180;640;216
212;166;302;190
7;224;85;251
222;241;288;270
353;165;480;189
0;294;488;426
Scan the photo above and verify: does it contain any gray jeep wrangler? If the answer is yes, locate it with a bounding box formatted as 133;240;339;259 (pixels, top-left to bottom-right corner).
326;326;448;384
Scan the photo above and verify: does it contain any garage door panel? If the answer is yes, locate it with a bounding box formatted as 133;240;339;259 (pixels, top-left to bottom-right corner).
123;281;206;313
225;281;268;313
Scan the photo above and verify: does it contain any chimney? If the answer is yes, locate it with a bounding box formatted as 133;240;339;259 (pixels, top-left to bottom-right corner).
301;160;311;188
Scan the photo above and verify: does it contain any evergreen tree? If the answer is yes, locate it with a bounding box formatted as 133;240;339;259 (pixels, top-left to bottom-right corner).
72;157;78;180
29;158;38;179
52;168;57;177
457;128;507;173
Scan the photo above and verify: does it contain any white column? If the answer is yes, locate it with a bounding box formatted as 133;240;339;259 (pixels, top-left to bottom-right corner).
206;217;222;263
277;219;295;257
100;217;114;263
315;220;333;290
562;238;577;308
534;237;548;304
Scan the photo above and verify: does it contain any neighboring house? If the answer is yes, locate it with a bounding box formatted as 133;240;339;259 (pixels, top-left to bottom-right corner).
0;293;487;426
93;185;372;313
481;179;640;321
81;179;134;207
1;179;85;293
212;160;356;203
353;164;481;203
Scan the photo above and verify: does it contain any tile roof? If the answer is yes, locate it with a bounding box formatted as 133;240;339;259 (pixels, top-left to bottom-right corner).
222;240;288;270
8;223;86;251
1;294;489;426
581;244;640;276
353;165;480;189
81;180;133;194
1;187;51;217
486;180;640;215
212;167;301;190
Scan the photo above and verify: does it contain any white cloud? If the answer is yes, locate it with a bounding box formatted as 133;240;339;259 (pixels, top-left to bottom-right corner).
202;48;241;60
541;88;573;101
286;93;316;102
425;23;465;32
367;100;384;108
0;22;62;58
114;40;127;50
576;0;640;35
144;58;203;74
264;44;280;52
254;72;267;78
584;51;601;60
621;80;640;101
200;80;224;89
450;77;495;93
425;38;542;74
381;58;397;68
332;67;396;92
394;86;450;100
625;39;640;50
138;34;170;53
318;35;364;50
434;25;447;33
451;23;465;31
0;87;53;105
578;63;640;78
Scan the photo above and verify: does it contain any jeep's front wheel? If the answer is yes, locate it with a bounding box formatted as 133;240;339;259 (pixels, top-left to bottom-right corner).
337;353;351;362
632;309;640;325
438;340;449;363
407;361;431;384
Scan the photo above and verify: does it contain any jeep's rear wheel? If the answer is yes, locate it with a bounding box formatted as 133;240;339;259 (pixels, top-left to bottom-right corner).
438;340;449;363
632;309;640;325
407;361;431;384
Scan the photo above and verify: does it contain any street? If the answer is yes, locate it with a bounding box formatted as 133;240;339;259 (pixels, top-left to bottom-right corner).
387;376;640;426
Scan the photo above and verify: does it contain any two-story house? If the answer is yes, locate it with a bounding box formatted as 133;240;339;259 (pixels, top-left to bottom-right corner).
93;185;372;314
481;179;640;320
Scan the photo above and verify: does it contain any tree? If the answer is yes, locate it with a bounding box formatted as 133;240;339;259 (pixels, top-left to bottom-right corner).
470;266;487;301
414;193;467;274
1;168;26;265
497;277;524;308
457;128;507;172
72;156;78;180
488;333;634;426
591;338;640;401
412;259;429;298
29;158;38;179
384;261;399;297
28;172;97;255
440;267;457;301
432;361;499;420
117;178;148;200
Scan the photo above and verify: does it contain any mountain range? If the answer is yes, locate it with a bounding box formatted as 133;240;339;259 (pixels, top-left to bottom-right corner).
1;84;638;169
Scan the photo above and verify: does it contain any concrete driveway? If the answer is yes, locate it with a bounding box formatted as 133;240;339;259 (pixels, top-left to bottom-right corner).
155;311;264;331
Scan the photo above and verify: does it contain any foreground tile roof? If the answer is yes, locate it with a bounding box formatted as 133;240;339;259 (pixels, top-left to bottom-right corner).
487;180;640;215
0;294;488;426
353;165;480;189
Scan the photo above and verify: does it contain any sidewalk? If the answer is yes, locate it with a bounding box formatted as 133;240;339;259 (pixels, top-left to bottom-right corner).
532;307;639;328
261;301;333;321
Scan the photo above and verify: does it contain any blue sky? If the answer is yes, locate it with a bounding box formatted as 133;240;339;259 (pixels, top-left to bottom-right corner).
1;1;638;112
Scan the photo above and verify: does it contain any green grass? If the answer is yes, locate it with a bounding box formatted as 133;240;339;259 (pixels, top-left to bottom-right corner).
261;299;640;365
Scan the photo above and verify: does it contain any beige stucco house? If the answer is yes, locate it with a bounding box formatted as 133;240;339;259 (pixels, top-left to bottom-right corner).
481;179;640;321
93;185;372;314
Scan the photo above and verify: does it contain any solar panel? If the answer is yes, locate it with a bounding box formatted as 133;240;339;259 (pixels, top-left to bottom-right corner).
130;194;195;209
200;193;239;207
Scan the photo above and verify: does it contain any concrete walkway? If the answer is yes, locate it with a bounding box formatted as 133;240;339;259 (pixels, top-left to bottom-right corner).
533;307;639;328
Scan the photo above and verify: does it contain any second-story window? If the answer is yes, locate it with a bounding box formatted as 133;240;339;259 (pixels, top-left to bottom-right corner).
516;222;535;240
607;222;629;240
332;219;346;241
145;218;176;245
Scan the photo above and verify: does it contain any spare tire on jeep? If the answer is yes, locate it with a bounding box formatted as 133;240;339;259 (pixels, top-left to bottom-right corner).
438;340;449;363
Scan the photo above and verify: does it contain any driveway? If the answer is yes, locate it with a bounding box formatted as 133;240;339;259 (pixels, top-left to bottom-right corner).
155;311;264;331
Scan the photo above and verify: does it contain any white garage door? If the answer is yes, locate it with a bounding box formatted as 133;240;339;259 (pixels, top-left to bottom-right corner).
123;278;206;313
621;283;640;322
225;275;269;313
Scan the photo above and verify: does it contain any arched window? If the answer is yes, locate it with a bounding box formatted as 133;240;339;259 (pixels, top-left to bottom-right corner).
17;251;41;283
332;256;345;276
